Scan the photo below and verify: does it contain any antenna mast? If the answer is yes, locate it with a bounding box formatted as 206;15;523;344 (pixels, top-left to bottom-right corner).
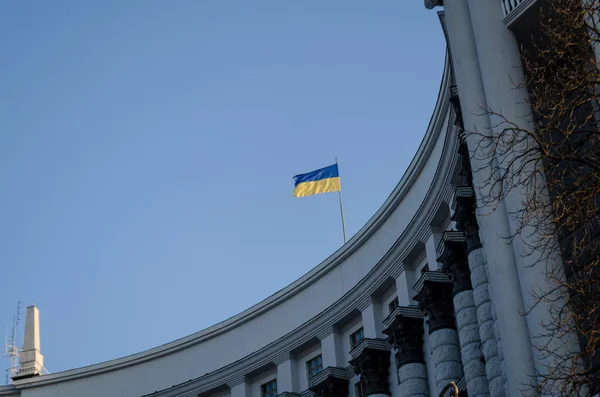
3;302;21;385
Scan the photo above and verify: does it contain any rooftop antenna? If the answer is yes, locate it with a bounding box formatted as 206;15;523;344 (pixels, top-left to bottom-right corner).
3;302;21;385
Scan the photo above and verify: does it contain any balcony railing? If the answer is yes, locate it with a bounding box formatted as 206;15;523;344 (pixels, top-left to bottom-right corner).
502;0;539;26
502;0;525;16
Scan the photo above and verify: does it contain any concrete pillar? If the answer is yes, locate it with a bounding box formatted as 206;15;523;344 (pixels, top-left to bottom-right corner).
361;301;383;339
395;267;417;307
414;275;463;395
440;1;537;394
439;232;490;397
467;0;582;388
425;231;444;271
382;306;429;397
277;358;298;393
321;332;343;368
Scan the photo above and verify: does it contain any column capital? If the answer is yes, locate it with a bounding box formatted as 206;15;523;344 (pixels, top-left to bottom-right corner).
382;306;425;367
451;188;482;252
413;272;456;334
438;231;472;296
349;339;391;397
309;367;349;397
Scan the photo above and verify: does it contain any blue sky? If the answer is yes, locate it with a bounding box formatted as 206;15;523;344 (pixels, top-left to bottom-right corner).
0;1;445;377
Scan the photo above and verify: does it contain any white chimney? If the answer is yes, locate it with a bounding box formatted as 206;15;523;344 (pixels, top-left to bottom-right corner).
15;305;44;379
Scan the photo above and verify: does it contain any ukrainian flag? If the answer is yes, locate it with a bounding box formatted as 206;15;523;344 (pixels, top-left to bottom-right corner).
293;164;341;197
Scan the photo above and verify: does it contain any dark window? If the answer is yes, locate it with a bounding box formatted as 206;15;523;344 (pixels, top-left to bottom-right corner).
306;354;323;381
355;382;364;397
350;327;365;350
420;263;429;275
388;297;399;314
261;379;277;397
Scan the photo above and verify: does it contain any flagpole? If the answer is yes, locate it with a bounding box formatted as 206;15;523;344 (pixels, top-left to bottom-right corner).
336;157;348;244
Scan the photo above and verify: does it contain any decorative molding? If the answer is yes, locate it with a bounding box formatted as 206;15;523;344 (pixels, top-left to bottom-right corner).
349;339;391;397
300;390;315;397
0;387;19;397
310;367;347;388
412;270;450;294
413;272;455;334
437;232;472;296
382;307;425;367
381;306;422;329
452;189;482;253
379;284;396;303
198;385;230;397
424;0;443;10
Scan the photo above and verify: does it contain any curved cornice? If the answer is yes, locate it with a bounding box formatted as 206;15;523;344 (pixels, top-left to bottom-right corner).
139;55;459;397
14;51;454;390
0;387;18;397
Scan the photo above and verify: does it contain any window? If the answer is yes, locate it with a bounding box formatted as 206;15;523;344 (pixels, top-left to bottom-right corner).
350;327;365;350
261;379;277;397
388;297;399;314
354;382;364;397
306;354;323;381
420;263;429;275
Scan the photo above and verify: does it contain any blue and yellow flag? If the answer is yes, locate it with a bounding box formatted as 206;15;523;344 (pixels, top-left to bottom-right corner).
293;164;341;197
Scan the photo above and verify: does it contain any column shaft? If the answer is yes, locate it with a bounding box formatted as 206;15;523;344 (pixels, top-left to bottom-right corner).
454;289;489;397
442;0;536;394
277;359;298;393
467;0;582;388
468;248;505;397
430;328;463;394
398;363;428;397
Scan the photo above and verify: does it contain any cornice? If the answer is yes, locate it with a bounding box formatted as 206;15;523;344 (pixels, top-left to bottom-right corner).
14;52;457;396
0;387;19;397
132;56;459;397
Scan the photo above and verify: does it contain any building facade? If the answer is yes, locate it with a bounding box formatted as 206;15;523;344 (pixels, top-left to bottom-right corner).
0;1;586;396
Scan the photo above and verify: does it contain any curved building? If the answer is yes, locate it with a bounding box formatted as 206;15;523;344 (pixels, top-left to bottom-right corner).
0;1;581;396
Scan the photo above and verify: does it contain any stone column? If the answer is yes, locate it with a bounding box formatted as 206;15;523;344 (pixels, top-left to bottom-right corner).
349;339;391;397
439;231;490;397
453;185;505;397
426;0;536;394
413;273;464;395
383;306;429;397
466;0;582;388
